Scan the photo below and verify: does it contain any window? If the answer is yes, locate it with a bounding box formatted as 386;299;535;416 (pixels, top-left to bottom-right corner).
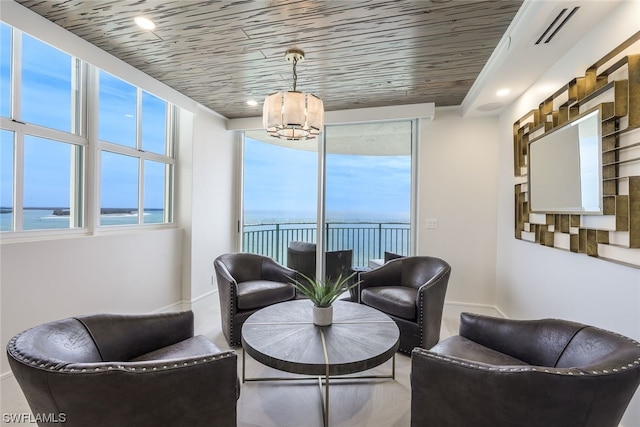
143;160;168;224
97;71;173;227
242;135;318;261
1;23;11;118
324;122;413;266
100;151;139;225
242;120;415;271
21;33;76;133
23;135;83;230
0;22;175;234
98;71;137;147
0;129;14;231
142;92;168;155
0;25;84;232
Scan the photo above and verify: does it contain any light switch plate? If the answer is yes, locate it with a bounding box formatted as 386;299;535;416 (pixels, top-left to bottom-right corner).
426;218;438;229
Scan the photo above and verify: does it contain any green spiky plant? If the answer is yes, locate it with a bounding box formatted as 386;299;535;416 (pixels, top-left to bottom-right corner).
291;272;360;308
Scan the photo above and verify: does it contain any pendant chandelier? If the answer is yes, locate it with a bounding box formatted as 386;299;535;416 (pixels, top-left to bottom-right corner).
263;49;324;140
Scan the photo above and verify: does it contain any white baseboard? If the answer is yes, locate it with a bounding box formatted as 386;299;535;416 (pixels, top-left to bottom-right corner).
444;300;506;319
152;289;218;313
1;370;14;382
151;300;188;313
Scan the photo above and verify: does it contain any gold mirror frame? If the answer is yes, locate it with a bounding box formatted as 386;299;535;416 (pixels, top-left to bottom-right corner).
513;32;640;268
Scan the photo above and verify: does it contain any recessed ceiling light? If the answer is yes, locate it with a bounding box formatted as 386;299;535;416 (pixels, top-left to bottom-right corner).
496;88;511;97
247;100;258;107
134;16;156;31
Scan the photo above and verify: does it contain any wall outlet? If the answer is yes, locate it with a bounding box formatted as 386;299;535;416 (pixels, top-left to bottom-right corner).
426;218;438;229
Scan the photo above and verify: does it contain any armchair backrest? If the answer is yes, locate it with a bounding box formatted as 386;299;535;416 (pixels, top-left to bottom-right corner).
384;251;404;262
76;311;194;361
216;252;264;283
459;312;640;370
215;252;296;284
7;318;103;367
287;241;316;279
400;256;451;290
7;312;195;367
326;249;353;282
360;256;451;290
557;326;640;371
459;313;584;367
287;241;353;281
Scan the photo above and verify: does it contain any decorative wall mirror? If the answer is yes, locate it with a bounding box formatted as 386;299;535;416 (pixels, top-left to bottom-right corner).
513;32;640;268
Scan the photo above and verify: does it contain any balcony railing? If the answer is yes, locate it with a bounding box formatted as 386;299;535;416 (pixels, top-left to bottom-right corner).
243;222;410;267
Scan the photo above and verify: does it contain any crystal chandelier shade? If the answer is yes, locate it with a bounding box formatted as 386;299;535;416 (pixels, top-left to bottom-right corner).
263;49;324;140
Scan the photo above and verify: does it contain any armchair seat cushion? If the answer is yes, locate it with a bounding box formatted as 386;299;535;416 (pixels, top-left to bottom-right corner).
237;280;295;310
430;335;529;366
130;335;222;362
361;286;417;320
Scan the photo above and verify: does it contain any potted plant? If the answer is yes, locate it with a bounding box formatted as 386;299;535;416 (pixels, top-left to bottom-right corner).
291;272;360;326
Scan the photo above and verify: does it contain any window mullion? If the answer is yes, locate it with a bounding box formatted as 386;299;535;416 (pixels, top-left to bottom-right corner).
70;57;82;136
166;104;175;158
137;87;143;224
86;65;99;232
138;158;144;225
165;163;173;223
410;119;418;256
11;28;21;122
13;130;24;231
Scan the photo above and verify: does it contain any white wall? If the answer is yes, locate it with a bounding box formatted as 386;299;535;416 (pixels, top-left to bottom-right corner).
188;106;238;301
0;228;184;373
495;2;640;425
418;107;499;307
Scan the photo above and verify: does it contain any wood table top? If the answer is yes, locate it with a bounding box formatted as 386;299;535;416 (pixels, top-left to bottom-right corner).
241;300;399;376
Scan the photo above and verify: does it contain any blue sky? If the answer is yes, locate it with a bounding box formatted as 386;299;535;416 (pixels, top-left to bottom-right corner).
244;137;411;222
1;25;166;210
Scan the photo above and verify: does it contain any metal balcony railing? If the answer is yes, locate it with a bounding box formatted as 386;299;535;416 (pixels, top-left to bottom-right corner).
243;222;410;267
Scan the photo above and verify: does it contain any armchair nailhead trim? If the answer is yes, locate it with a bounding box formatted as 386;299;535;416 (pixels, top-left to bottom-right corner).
7;330;238;374
414;270;449;353
419;351;640;376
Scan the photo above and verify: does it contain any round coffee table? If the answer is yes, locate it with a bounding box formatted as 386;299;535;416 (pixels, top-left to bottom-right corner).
241;299;399;427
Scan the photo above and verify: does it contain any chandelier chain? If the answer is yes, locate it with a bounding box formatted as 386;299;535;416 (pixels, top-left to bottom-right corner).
292;57;298;92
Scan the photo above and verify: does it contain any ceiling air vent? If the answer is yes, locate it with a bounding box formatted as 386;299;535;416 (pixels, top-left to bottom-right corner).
535;6;580;45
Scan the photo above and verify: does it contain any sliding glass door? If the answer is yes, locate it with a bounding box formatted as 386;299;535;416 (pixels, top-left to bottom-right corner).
242;132;318;263
242;120;414;275
324;121;413;268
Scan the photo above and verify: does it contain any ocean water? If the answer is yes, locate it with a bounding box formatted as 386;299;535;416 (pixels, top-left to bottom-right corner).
0;209;165;231
244;209;409;225
242;209;410;267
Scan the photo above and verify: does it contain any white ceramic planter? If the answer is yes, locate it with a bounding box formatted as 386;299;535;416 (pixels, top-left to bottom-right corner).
313;305;333;326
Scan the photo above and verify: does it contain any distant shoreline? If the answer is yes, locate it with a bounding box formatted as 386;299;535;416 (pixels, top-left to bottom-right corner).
0;207;163;215
53;208;137;216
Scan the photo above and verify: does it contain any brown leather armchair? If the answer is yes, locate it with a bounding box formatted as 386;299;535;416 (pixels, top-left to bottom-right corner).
411;312;640;427
6;311;238;427
358;256;450;353
214;252;296;346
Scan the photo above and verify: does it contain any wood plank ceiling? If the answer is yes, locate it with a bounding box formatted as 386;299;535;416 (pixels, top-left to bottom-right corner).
16;0;523;119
